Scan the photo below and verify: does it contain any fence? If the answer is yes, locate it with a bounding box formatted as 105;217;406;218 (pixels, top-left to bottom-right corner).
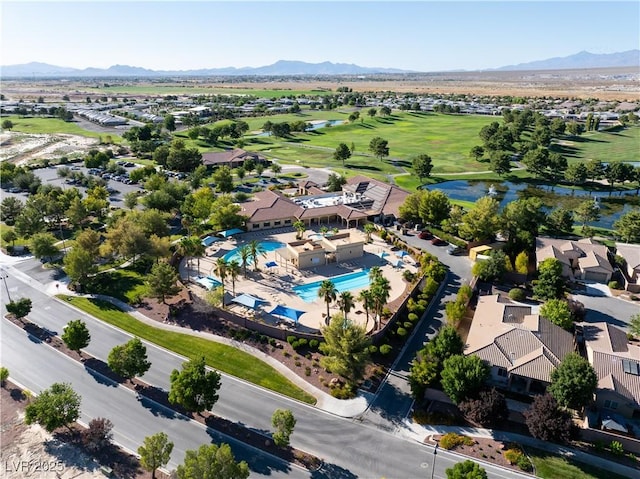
581;427;640;455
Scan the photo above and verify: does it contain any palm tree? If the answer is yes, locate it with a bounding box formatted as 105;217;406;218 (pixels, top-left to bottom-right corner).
363;223;376;243
369;266;383;283
238;244;252;277
293;220;306;240
320;225;329;236
318;280;337;324
248;239;266;272
177;236;197;280
191;240;205;277
371;276;391;330
337;291;355;321
227;260;241;296
358;289;375;329
214;258;229;300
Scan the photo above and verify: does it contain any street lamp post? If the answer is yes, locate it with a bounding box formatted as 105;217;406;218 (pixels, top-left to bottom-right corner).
431;441;438;479
0;268;11;302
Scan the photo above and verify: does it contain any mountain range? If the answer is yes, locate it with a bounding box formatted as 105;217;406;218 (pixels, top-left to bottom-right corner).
2;50;639;78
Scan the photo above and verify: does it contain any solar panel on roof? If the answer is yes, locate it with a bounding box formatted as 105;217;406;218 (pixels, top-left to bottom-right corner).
622;359;640;376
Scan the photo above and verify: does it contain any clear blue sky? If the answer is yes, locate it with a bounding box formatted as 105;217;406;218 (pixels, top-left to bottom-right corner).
2;1;638;71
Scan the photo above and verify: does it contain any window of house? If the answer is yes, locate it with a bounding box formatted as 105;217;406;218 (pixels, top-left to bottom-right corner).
604;400;619;410
274;221;281;226
284;219;291;224
252;224;259;229
497;367;507;377
263;222;270;227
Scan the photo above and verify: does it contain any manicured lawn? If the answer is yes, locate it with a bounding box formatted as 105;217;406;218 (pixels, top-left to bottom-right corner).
86;261;150;303
61;296;316;404
552;125;640;164
528;448;632;479
3;115;122;141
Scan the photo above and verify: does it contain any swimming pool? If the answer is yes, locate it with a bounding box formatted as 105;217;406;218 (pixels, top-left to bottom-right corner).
293;269;371;303
223;241;285;264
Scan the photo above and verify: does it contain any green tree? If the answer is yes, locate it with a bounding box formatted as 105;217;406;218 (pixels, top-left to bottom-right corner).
164;115;176;132
146;262;180;304
514;251;529;275
412;154;433;182
441;354;489;404
318;279;337;321
107;337;151;379
326;172;347;192
212;166;234;193
0;197;24;225
459;196;501;242
138;432;174;479
614;209;640;243
564;162;588;186
545;207;574;235
237;244;252;277
271;409;296;447
549;352;598;410
61;319;91;355
333;143;352;167
418;190;451;226
64;247;96;288
472;250;507;282
540;299;573;329
534;258;565;300
25;382;80;433
363;223;376;243
169;357;222;414
227;260;241;296
320;314;371;383
176;443;249;479
500;197;546;253
293;220;306;240
0;366;8;386
470;145;485;161
248;239;266;272
358;289;376;330
6;297;32;319
214;257;228;300
489;150;512;176
2;119;14;130
30;232;58;262
446;460;487;479
2;228;18;248
369;136;389;161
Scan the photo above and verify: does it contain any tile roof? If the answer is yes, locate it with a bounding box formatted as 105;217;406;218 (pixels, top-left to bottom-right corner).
344;175;409;217
592;351;640;407
466;294;574;383
580;250;613;272
616;243;640;270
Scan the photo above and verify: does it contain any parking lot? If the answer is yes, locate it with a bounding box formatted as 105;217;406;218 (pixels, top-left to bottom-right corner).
2;162;144;207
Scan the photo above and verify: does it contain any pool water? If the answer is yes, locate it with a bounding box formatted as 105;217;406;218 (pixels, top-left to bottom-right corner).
293;269;371;303
223;241;285;264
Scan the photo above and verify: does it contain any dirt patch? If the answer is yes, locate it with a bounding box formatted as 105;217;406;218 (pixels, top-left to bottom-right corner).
0;131;99;165
429;435;524;472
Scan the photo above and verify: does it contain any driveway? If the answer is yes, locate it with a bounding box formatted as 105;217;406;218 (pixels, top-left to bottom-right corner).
571;291;640;331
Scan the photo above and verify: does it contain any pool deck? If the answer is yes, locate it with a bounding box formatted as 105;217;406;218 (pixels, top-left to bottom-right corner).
181;227;418;332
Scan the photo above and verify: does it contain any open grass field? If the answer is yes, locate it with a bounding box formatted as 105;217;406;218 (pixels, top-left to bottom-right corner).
528;447;632;479
2;115;118;140
61;296;316;404
552;125;640;164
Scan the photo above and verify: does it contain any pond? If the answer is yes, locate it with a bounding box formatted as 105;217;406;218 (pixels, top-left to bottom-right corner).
424;180;639;229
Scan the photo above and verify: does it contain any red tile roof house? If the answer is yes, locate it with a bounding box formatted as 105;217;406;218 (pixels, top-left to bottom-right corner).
615;242;640;293
239;176;409;232
201;149;268;169
581;322;640;418
535;237;614;283
465;294;575;396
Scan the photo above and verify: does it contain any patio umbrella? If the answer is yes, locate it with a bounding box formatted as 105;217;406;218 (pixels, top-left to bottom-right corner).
395;250;409;258
201;235;220;247
232;293;269;309
269;305;306;324
378;251;389;259
390;259;404;268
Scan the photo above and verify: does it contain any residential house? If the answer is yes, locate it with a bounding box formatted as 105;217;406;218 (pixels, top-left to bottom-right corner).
465;294;575;395
615;243;640;293
535;237;613;283
581;322;640;418
202;149;268;169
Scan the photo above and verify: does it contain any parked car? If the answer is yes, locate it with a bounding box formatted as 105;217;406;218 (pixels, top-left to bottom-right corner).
418;230;433;240
447;245;464;255
431;237;447;246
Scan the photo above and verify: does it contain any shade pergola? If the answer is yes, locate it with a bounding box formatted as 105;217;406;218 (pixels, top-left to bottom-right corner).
269;305;306;324
390;259;404;268
218;228;244;238
201;235;220;247
378;251;389;259
395;250;409;258
232;293;269;310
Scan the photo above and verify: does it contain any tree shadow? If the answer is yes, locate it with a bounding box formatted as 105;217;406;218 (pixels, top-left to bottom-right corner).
83;360;119;387
310;462;358;479
344;163;382;172
43;437;102;474
366;379;412;427
136;391;186;420
356;123;375;129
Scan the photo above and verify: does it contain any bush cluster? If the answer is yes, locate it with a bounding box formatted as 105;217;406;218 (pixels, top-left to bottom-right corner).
508;288;526;301
439;432;474;450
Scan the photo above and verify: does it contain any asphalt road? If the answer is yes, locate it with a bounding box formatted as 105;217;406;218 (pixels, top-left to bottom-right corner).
1;263;529;479
570;291;639;330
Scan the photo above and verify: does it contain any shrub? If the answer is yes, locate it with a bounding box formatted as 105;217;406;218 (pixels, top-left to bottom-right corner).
608;281;620;290
283;351;291;358
403;321;414;330
408;313;419;322
309;339;319;349
379;344;392;355
286;335;297;345
504;448;523;464
517;455;533;472
82;417;113;453
269;338;277;347
330;384;355;399
439;432;474;450
294;361;301;367
610;441;624;456
297;338;308;348
508;288;526;302
397;327;407;337
304;367;311;376
368;345;378;354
